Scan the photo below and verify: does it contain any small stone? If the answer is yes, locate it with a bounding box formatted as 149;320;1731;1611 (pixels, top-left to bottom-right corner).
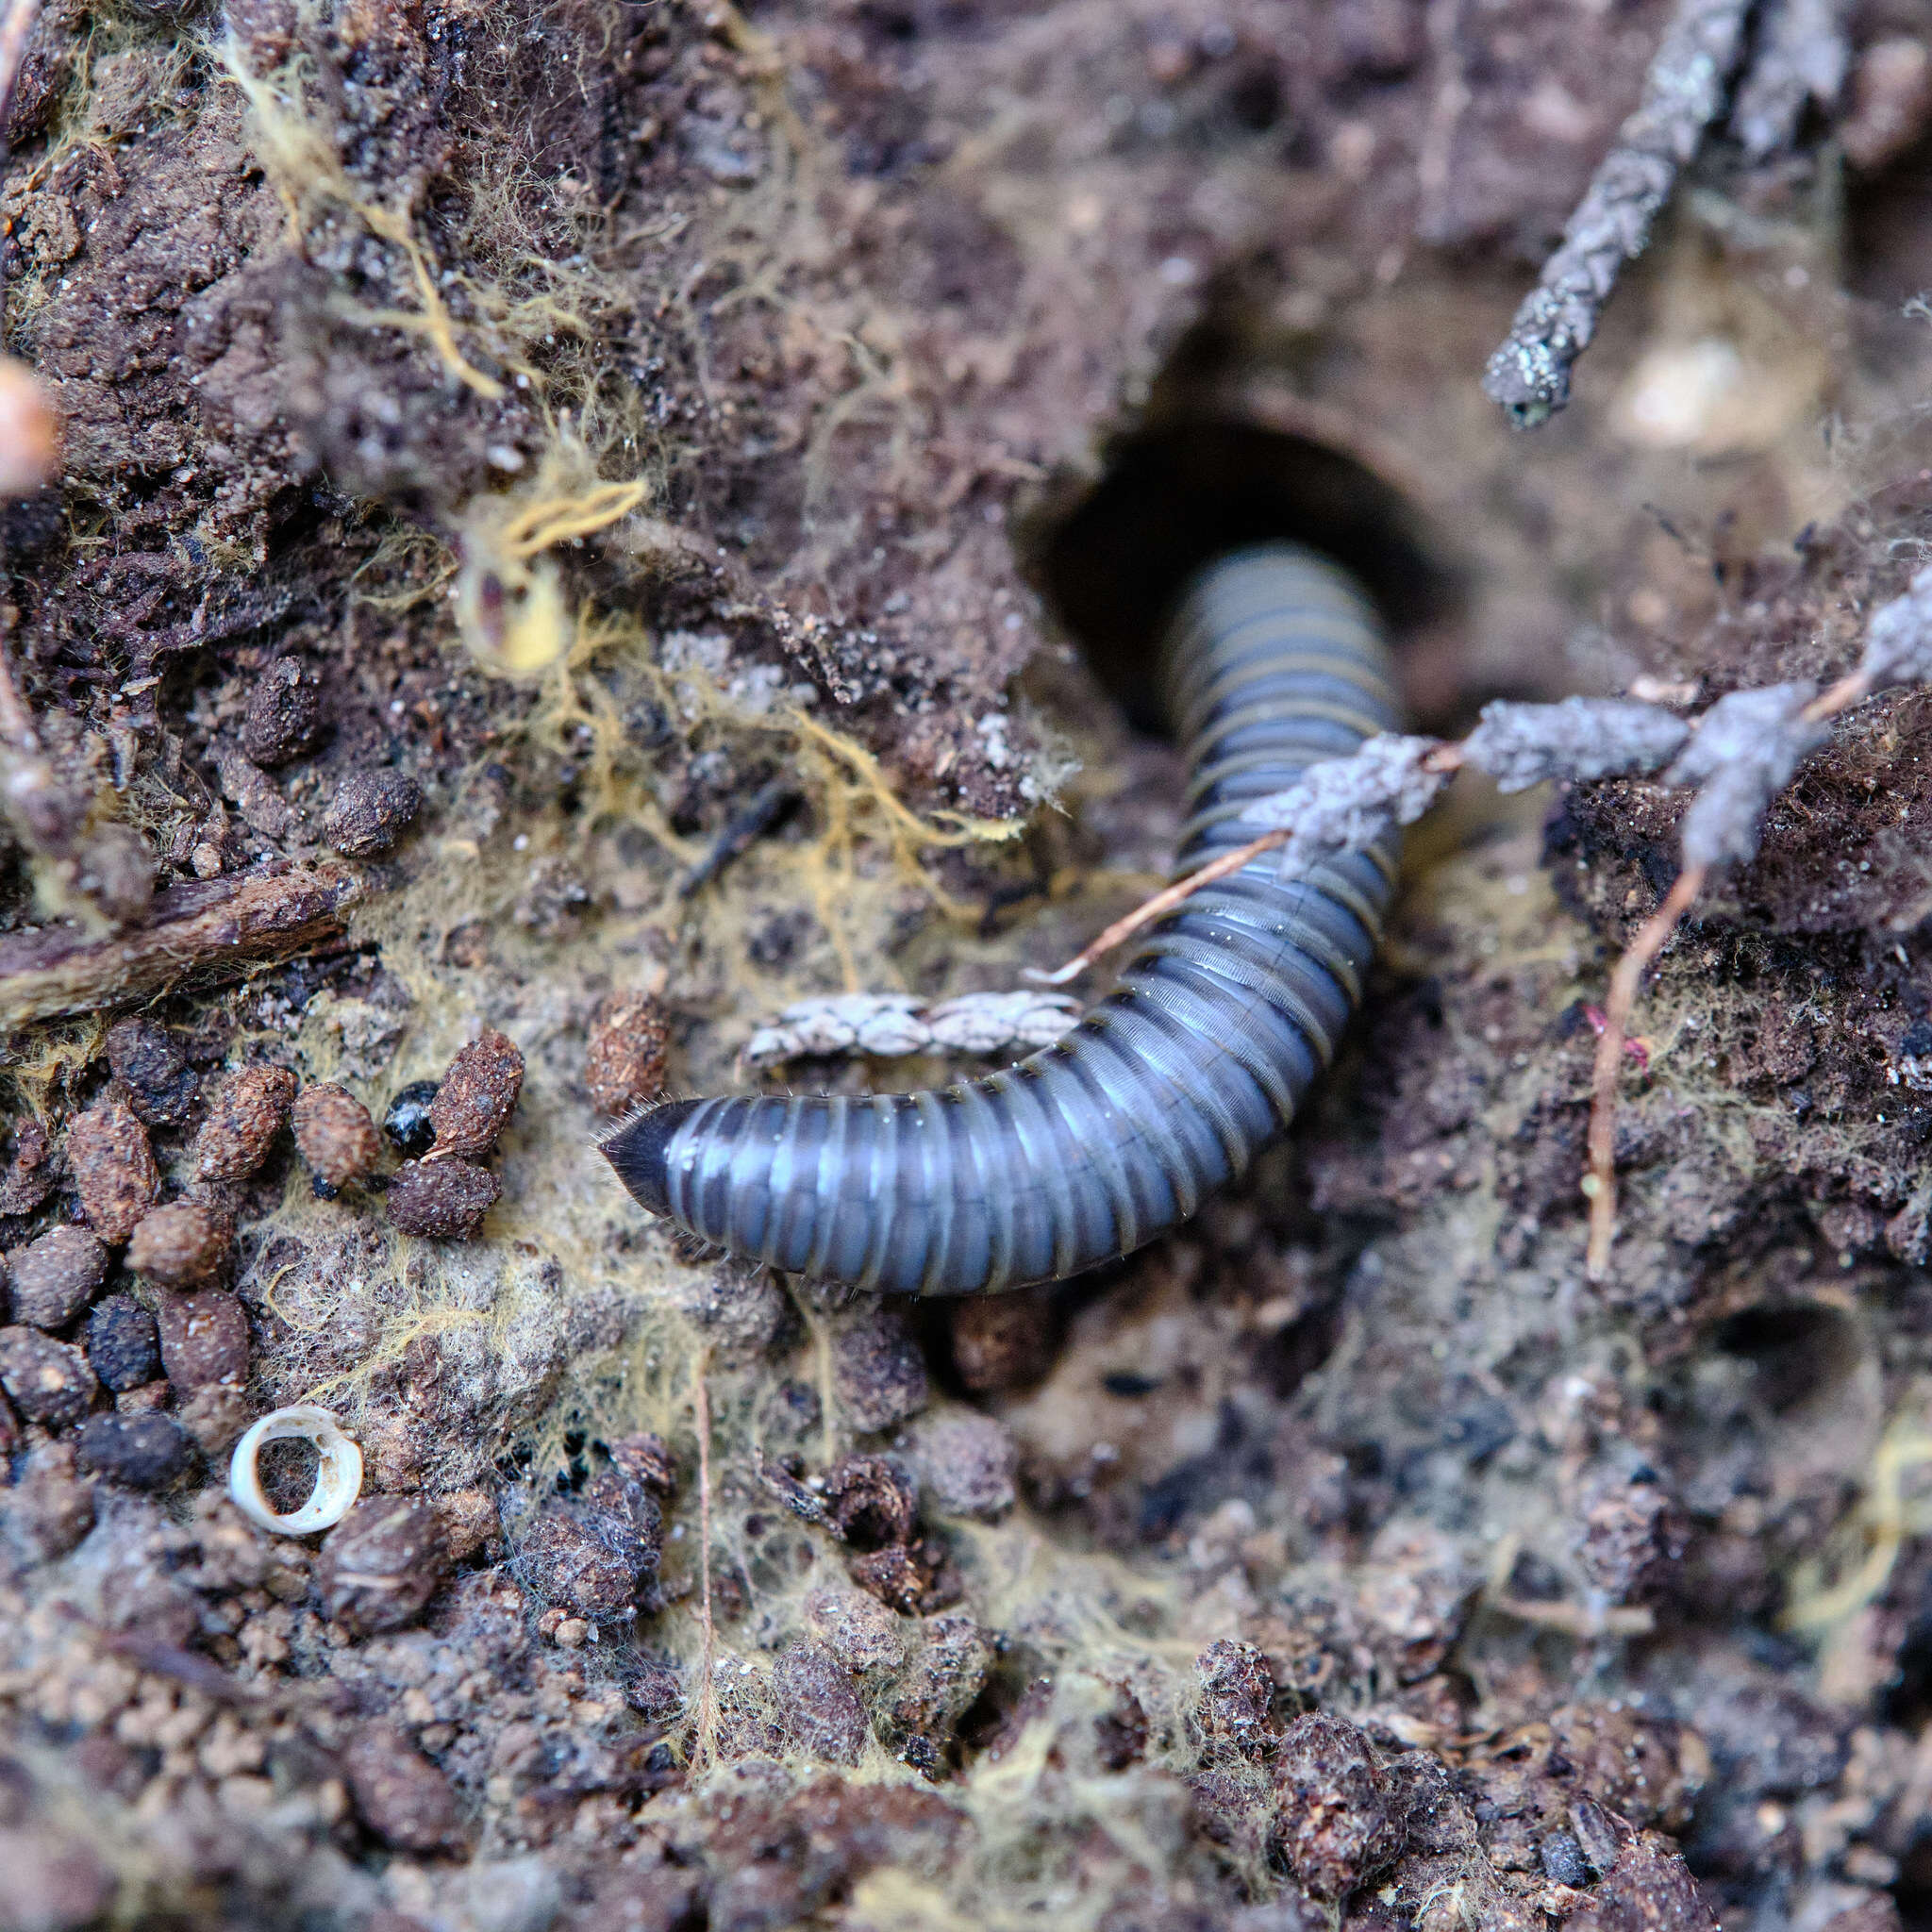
662;1258;788;1364
0;1326;99;1428
192;1065;297;1181
947;1290;1057;1393
126;1204;233;1287
0;1118;55;1217
381;1080;440;1157
65;1100;159;1242
608;1430;676;1497
804;1586;908;1680
73;1411;192;1491
173;1384;251;1457
387;1158;501;1239
342;1725;464;1852
1193;1639;1279;1762
1574;1475;1690;1605
104;1018;198;1125
1272;1714;1407;1902
824;1453;918;1547
433;1487;500;1562
828;1299;929;1432
7;1226;108;1329
900;1408;1016;1520
774;1641;868;1764
584;992;670;1116
155;1291;250;1392
882;1613;993;1763
515;1488;658;1621
242;656;324;768
1565;1833;1719;1932
1541;1829;1592;1889
428;1027;525;1158
846;1540;955;1615
0;1825;116;1930
84;1294;160;1391
323;770;424;858
0;1444;95;1561
291;1084;385;1189
318;1500;449;1636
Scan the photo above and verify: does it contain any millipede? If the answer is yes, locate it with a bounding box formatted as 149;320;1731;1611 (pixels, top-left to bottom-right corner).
601;540;1402;1295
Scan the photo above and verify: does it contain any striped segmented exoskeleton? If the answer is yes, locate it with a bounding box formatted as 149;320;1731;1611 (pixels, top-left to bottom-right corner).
601;541;1402;1293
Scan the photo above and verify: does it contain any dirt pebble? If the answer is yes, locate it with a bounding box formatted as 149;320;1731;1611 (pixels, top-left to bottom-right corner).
0;1326;99;1429
126;1203;232;1287
827;1299;929;1431
242;657;324;768
515;1482;659;1620
427;1027;525;1158
73;1410;192;1491
323;770;423;858
83;1294;159;1391
6;1225;108;1330
584;992;671;1116
104;1017;198;1125
341;1726;465;1852
64;1100;158;1242
774;1641;869;1765
192;1065;297;1181
1193;1639;1280;1763
899;1408;1016;1520
292;1083;384;1189
386;1158;501;1238
318;1501;449;1636
1273;1714;1407;1902
154;1291;249;1392
947;1291;1057;1393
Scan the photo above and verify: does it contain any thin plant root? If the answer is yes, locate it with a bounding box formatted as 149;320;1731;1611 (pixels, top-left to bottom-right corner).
691;1349;718;1772
1024;829;1290;987
1585;864;1707;1278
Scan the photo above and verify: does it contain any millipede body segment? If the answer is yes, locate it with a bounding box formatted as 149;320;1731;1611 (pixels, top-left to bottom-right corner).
601;542;1403;1294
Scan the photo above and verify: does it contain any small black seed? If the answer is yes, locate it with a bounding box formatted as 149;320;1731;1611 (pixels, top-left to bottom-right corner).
85;1294;160;1391
382;1080;441;1157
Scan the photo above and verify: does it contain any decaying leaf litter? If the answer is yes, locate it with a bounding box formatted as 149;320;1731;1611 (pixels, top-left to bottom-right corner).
3;0;1932;1927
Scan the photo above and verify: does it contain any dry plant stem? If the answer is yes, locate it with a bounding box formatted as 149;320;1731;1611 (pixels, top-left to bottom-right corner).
0;641;37;749
0;859;363;1024
691;1350;717;1772
1493;1593;1657;1639
1805;669;1873;723
1481;0;1753;425
1586;863;1707;1277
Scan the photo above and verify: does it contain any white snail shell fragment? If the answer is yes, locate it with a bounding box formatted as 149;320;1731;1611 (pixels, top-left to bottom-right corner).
228;1405;363;1534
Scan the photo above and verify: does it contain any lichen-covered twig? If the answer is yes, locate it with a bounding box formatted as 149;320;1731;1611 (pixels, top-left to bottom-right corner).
1481;0;1754;426
743;990;1079;1066
1730;0;1849;159
0;859;364;1026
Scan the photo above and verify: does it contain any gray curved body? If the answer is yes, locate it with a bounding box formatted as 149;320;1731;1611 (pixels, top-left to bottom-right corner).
602;542;1401;1294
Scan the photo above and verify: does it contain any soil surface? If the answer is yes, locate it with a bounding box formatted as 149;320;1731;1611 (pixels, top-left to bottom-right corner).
5;2;1932;1930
